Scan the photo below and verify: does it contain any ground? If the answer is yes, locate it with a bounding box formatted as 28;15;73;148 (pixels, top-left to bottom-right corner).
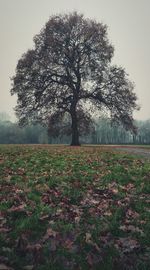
110;145;150;159
0;145;150;270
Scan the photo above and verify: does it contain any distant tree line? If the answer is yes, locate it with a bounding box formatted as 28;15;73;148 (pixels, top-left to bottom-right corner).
0;112;150;144
93;118;150;145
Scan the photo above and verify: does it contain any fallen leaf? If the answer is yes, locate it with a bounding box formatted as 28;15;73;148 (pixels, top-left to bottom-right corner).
115;237;140;253
85;233;92;243
39;214;49;221
119;225;144;235
4;175;11;182
26;243;42;252
0;228;11;233
103;210;112;216
74;216;80;224
42;228;57;242
111;188;119;194
35;183;49;192
0;158;4;164
87;253;93;266
85;233;101;252
86;252;102;266
126;209;139;219
8;204;26;213
63;239;74;250
139;220;146;224
15;189;23;194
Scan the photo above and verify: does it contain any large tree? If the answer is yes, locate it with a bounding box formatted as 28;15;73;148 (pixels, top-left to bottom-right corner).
11;12;138;145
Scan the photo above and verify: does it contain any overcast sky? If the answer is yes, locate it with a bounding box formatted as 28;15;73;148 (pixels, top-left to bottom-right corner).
0;0;150;121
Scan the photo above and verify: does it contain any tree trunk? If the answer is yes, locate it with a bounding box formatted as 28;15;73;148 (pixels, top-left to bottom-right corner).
70;110;80;146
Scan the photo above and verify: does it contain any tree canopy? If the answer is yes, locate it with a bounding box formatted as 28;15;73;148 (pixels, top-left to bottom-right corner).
11;12;138;145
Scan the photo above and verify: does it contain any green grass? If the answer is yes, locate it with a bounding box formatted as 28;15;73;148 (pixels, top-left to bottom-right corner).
0;144;150;269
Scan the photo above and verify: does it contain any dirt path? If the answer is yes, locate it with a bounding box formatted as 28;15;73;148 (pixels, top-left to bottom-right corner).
110;146;150;159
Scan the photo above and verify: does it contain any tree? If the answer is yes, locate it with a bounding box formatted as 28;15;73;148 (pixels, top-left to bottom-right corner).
47;109;95;139
11;12;138;145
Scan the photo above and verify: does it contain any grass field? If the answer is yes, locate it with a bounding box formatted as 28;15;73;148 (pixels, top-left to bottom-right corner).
0;145;150;270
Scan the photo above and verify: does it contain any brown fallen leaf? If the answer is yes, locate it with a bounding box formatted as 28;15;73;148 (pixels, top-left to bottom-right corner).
111;188;119;194
0;228;11;233
42;228;58;242
74;216;80;224
35;183;49;192
86;252;102;266
39;214;49;221
85;233;101;252
0;158;4;164
87;253;93;266
124;219;131;224
108;181;118;189
85;233;92;243
103;210;112;216
63;239;74;250
115;237;140;253
4;175;12;182
120;183;135;192
119;225;144;235
17;168;26;175
126;209;140;219
139;220;146;224
15;189;23;194
8;203;26;213
26;243;42;252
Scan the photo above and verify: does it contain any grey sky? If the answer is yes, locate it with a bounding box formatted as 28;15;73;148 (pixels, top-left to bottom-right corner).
0;0;150;121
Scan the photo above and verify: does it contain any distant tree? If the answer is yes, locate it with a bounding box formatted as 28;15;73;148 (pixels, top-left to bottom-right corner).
0;112;10;122
0;112;50;144
135;120;150;144
93;117;134;144
11;12;138;145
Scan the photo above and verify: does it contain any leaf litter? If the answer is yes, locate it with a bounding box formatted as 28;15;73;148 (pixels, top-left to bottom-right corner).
0;145;150;269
